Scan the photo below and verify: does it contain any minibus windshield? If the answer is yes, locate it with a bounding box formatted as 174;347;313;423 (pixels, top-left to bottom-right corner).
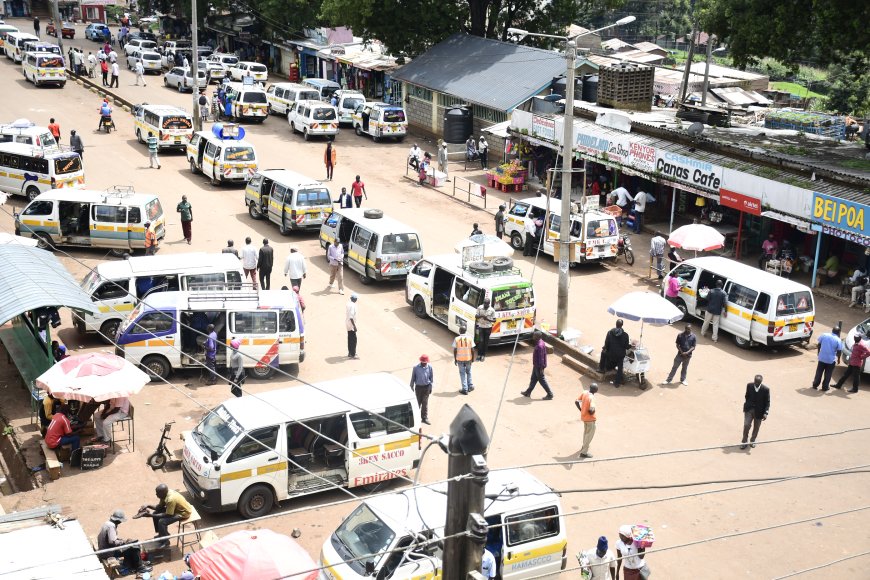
193;405;242;458
331;503;395;574
492;283;534;310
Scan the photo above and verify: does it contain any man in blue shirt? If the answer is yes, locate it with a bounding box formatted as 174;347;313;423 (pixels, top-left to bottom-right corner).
662;324;697;386
204;323;218;385
409;354;434;425
813;326;842;391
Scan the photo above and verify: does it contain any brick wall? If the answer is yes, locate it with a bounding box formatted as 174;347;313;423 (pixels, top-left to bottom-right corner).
406;97;433;133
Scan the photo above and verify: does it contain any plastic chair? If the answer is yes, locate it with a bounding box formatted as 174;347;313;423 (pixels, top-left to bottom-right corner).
110;404;134;453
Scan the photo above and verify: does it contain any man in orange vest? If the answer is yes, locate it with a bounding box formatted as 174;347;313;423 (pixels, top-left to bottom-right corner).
144;221;157;255
453;322;476;395
574;382;598;458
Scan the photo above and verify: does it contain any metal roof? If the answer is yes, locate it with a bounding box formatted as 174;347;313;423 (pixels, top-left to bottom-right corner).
0;245;96;325
391;33;566;112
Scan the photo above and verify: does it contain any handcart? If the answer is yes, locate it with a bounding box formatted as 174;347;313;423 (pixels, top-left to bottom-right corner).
623;342;650;385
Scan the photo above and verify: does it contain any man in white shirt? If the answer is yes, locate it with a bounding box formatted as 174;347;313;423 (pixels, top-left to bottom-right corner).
327;238;345;294
523;216;538;257
284;247;307;289
612;186;633;223
408;143;423;170
108;49;117;62
241;236;259;290
87;52;97;77
110;60;120;88
632;191;648;234
578;536;617;580
346;293;358;359
649;231;667;279
134;59;146;86
481;548;497;579
93;397;130;443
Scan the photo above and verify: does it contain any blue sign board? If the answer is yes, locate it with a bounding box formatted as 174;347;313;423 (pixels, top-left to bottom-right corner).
812;192;869;237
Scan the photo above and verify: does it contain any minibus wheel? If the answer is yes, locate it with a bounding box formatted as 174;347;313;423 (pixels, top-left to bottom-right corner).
26;185;41;201
413;296;428;319
249;364;275;380
34;233;54;250
510;232;524;250
100;319;121;343
141;355;171;381
733;334;752;349
673;299;688;318
238;484;274;519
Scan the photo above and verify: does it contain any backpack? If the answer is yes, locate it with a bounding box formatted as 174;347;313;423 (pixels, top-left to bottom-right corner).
199;95;207;106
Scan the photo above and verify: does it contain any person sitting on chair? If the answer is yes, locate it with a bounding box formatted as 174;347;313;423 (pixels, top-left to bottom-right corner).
134;484;193;549
758;234;778;269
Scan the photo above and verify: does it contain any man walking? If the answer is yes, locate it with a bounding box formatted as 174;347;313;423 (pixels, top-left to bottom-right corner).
577;536;616;580
48;118;61;145
453;322;476;395
601;320;630;387
241;237;259;290
700;280;728;342
134;58;146;86
258;238;274;290
346;293;359;359
176;195;192;244
336;187;353;209
495;204;506;239
33;16;40;37
741;374;770;449
834;333;868;393
409;354;434;425
204;324;218;384
812;326;842;391
110;59;120;88
662;324;696;386
143;221;157;255
475;299;496;361
324;140;336;181
350;175;367;207
522;330;554;399
284;247;307;289
437;142;449;181
327;238;344;294
650;231;666;279
70;130;84;159
146;131;161;169
575;382;598;458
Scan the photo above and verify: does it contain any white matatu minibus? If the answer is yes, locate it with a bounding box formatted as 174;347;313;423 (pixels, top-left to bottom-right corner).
181;373;421;518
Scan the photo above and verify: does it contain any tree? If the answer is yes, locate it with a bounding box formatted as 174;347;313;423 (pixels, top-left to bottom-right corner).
703;0;870;68
824;53;870;116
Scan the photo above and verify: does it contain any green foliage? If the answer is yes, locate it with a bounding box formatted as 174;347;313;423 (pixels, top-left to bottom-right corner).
823;54;870;116
769;82;824;99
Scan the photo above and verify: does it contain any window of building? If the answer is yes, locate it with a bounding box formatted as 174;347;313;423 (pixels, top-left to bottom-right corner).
439;94;464;108
472;104;507;124
407;84;432;102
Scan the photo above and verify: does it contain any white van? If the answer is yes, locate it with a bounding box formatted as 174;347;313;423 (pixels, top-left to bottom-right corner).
133;103;193;150
116;289;304;380
352;101;408;142
287;99;339;140
209;52;239;70
0;118;58;148
0;25;19;52
504;197;620;264
334;89;365;124
223;81;269;122
73;252;245;341
180;372;420;518
664;256;815;348
407;254;536;341
301;78;341;101
15;187;165;251
244;169;332;233
321;468;567;580
5;32;39;62
187;123;258;185
229;61;268;82
0;142;83;200
22;51;66;87
319;208;423;284
265;82;320;116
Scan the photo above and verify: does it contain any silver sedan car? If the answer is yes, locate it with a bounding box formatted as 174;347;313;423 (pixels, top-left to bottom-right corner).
163;67;208;92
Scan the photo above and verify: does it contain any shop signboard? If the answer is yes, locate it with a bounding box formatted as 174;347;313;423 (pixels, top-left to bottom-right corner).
628;141;656;171
654;150;723;192
719;188;761;215
575;130;631;164
812;192;869;237
531;116;556;141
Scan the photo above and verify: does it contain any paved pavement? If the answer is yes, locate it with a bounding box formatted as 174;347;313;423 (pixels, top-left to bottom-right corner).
1;19;869;578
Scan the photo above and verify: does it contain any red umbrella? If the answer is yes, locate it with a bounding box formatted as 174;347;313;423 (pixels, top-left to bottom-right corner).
188;530;318;580
667;224;725;252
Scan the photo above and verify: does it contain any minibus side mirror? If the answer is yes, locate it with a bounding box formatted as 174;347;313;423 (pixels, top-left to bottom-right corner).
209;449;218;462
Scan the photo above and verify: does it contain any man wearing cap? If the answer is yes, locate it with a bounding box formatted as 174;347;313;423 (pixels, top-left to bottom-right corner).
97;509;150;574
577;536;616;580
346;293;359;359
575;383;598;458
615;525;647;580
144;222;156;256
453;322;476;395
410;354;434;425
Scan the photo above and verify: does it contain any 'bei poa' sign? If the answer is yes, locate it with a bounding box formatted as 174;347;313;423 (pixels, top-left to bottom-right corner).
719;189;761;215
813;192;869;236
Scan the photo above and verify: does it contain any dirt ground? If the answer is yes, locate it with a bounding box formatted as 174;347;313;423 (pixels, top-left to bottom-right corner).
1;20;869;578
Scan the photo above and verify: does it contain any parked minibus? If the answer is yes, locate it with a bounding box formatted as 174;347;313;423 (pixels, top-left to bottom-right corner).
133;104;194;150
0;142;83;200
245;169;332;233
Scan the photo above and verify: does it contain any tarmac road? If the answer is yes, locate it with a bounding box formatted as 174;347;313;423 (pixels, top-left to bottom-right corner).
1;19;869;578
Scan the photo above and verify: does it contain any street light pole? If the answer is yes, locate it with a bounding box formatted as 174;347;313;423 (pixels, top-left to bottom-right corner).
557;40;576;334
191;0;201;131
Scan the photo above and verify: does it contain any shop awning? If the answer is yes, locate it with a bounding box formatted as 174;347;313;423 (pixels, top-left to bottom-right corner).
761;211;815;233
483;121;511;139
0;245;96;325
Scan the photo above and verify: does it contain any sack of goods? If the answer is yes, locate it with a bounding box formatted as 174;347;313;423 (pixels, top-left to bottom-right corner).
631;524;655;548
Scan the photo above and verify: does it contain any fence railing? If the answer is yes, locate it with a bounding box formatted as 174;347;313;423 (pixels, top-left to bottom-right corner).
452;176;487;209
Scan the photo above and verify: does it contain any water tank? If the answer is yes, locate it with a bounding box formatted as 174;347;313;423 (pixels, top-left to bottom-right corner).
582;75;599;103
551;77;582;99
443;106;473;144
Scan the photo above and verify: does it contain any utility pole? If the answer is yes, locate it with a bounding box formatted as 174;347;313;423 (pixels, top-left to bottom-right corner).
678;0;698;104
556;39;576;335
50;0;66;74
442;405;490;580
701;34;714;106
191;0;201;131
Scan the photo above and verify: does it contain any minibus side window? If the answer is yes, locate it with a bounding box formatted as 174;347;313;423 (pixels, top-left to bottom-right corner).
413;260;432;277
509;203;529;217
22;200;54;216
93;281;129;300
94;205;127;223
505;506;560;546
230;311;277;334
227;271;242;290
455;280;483;308
755;293;771;313
129;311;174;334
350;403;413;438
727;282;758;310
279;311;296;333
128;207;141;223
671;264;696;280
227;425;280;463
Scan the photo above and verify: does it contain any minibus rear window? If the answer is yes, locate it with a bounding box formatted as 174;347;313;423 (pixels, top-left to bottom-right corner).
226;146;255;161
492;284;534;310
776;291;813;315
38;56;63;68
242;92;267;104
382;109;405;123
163;116;192;129
54;155;82;174
381;234;420;254
312;108;336;121
146;198;164;221
587;218;617;238
296;188;331;206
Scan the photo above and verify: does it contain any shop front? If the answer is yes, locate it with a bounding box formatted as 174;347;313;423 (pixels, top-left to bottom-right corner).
810;193;870;288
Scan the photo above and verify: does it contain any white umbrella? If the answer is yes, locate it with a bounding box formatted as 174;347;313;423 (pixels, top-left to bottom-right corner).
607;291;684;342
667;223;724;252
36;352;150;402
0;232;38;247
454;234;514;258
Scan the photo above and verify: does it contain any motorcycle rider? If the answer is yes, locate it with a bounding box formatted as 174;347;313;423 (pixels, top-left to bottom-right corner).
97;99;113;131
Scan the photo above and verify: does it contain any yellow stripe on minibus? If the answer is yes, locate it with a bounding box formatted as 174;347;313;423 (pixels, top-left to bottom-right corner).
220;469;252;482
504;540;567;565
384;435;420;451
257;461;287;475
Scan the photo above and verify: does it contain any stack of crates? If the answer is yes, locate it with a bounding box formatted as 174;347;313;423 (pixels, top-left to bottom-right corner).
598;63;655;112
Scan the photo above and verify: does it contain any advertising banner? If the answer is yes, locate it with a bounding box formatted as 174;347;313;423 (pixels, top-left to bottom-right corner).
812;192;869;237
719;189;761;215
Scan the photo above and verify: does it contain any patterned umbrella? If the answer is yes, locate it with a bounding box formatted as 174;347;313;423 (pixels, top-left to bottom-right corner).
36;352;150;402
667;224;725;252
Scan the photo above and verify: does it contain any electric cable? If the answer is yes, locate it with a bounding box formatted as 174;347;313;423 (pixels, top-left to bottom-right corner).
771;549;870;579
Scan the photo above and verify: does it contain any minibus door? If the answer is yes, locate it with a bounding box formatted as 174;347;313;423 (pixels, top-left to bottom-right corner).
449;279;481;333
348;225;372;277
501;505;565;579
92;204;128;249
721;280;758;344
220;424;283;511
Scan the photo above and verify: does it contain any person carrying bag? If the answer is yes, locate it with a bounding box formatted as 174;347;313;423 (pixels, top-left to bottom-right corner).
228;338;246;397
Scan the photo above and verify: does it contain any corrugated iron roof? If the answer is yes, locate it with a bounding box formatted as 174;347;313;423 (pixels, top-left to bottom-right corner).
0;245;96;325
391;33;566;112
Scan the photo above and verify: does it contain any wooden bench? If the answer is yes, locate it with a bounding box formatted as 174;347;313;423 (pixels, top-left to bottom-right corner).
90;537;122;578
38;440;64;480
175;505;202;553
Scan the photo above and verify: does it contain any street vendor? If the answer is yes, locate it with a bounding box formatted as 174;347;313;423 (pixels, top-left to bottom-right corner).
615;525;648;580
44;404;81;452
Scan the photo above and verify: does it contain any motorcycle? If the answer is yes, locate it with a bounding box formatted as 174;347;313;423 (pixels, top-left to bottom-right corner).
100;114;115;133
616;232;635;265
146;421;177;470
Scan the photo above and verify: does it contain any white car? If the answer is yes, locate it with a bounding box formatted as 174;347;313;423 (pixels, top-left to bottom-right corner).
209;53;239;69
842;319;870;373
198;60;227;83
124;37;157;56
163;66;207;92
126;49;162;73
230;61;268;82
